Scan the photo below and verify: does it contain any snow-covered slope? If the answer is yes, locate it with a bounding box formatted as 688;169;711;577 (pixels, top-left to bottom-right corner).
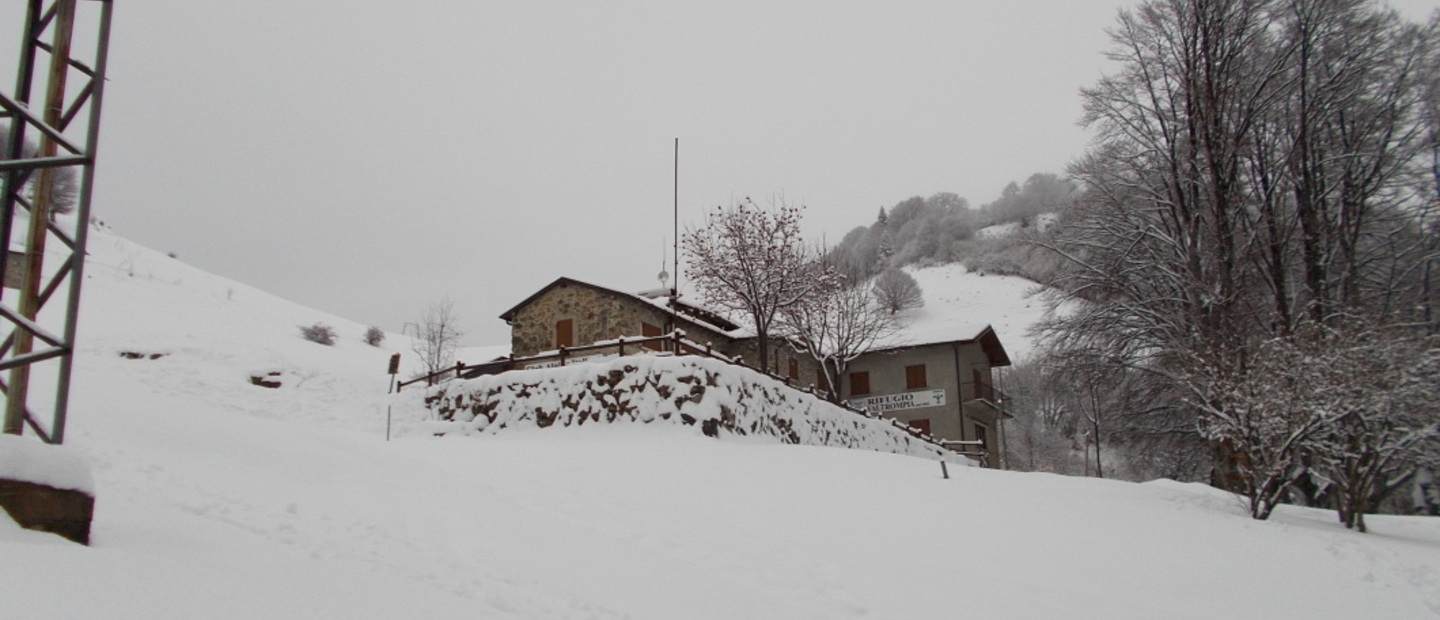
893;263;1053;362
974;212;1059;239
2;222;1438;619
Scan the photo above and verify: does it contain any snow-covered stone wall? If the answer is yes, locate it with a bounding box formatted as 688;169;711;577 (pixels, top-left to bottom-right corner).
415;355;955;462
0;435;94;495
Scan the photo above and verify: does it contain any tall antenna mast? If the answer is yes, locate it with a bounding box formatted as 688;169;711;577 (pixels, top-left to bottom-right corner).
670;138;679;338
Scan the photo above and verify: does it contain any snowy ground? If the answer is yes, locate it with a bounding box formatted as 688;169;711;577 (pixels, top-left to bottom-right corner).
3;222;1439;619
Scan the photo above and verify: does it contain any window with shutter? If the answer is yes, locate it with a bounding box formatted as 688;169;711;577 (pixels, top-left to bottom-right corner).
906;364;927;389
850;371;870;396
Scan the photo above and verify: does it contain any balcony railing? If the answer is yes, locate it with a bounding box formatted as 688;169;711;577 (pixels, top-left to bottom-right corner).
970;380;1008;407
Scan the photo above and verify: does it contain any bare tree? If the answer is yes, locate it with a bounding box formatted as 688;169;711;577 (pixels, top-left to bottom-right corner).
686;198;839;371
1;121;78;218
1187;321;1439;523
1040;0;1437;516
871;268;924;315
413;298;464;379
781;275;900;401
1312;327;1439;531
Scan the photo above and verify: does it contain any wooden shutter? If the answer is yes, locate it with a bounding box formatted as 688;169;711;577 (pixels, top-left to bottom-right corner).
906;364;927;389
849;371;870;396
788;358;799;380
908;418;932;434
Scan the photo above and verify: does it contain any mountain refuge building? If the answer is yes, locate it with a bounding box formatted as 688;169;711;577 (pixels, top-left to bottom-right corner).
494;276;1012;467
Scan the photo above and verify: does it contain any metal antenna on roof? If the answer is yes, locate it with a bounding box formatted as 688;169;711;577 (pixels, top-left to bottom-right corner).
657;240;669;288
671;139;680;324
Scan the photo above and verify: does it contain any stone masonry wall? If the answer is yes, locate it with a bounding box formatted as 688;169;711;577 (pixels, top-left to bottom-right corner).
417;355;957;463
509;283;675;357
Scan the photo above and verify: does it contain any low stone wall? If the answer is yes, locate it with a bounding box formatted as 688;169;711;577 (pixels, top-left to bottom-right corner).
0;478;94;544
418;355;954;462
0;435;96;545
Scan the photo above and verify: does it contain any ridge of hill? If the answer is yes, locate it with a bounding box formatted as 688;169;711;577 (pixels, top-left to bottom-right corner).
1;222;1437;619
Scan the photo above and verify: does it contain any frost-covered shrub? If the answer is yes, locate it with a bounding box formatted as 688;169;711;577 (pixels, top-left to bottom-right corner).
299;322;336;346
363;326;385;346
872;268;924;314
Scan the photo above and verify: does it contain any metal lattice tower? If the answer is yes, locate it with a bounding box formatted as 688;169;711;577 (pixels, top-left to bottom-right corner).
1;0;113;444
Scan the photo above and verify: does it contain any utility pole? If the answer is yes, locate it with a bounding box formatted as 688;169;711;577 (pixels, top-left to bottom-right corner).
1;0;115;443
5;0;77;436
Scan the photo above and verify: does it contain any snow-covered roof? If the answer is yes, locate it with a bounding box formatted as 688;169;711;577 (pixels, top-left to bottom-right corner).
866;324;1011;367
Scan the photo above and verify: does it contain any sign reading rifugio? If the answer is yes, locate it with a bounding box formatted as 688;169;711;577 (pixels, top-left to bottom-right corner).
850;388;947;413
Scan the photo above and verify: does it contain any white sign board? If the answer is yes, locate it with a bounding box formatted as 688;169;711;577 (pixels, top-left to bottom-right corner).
850;388;947;413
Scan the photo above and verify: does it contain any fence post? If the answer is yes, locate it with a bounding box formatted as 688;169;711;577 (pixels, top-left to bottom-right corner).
618;337;625;356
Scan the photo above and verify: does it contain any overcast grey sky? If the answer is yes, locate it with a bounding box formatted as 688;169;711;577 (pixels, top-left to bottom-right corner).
7;1;1436;346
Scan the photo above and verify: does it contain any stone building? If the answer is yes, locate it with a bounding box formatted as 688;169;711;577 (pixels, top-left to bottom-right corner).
498;277;824;388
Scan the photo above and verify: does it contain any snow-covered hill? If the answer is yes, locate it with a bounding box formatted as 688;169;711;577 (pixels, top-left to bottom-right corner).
895;263;1053;362
3;222;1439;619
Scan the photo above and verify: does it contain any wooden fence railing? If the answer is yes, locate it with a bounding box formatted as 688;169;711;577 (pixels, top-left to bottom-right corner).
395;330;727;391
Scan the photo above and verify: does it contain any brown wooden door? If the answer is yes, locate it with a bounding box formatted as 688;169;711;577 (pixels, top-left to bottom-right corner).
641;322;662;350
908;419;932;435
556;319;573;348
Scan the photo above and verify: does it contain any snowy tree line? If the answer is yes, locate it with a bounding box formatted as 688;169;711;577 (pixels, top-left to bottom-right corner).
826;175;1079;286
1032;0;1440;526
